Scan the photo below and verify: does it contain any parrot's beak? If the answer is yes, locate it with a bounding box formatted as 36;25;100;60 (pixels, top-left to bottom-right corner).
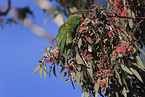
80;18;84;23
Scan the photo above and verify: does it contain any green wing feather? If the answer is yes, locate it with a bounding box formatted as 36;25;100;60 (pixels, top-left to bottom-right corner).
57;23;67;55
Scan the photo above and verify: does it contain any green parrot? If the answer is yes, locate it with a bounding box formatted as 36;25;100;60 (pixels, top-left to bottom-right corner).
57;14;84;59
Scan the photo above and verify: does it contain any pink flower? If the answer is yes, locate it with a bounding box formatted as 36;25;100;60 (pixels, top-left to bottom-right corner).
125;5;130;9
92;81;95;84
108;31;112;37
116;46;126;53
121;10;127;16
86;54;93;60
45;59;50;63
123;43;128;48
105;25;110;30
95;22;100;26
55;51;59;57
116;47;121;53
128;45;133;52
121;46;126;53
114;0;122;11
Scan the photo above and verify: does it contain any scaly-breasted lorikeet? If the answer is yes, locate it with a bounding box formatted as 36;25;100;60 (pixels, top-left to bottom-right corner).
57;14;84;59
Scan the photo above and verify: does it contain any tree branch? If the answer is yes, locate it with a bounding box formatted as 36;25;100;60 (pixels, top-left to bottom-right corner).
0;3;55;42
0;0;11;16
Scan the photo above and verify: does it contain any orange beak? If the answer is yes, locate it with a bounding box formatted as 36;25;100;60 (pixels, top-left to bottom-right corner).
80;18;84;23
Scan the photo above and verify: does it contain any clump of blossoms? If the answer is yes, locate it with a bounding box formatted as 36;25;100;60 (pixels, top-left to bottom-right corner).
31;4;145;97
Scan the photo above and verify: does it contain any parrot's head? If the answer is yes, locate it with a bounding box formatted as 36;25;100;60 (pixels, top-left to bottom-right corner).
66;14;84;27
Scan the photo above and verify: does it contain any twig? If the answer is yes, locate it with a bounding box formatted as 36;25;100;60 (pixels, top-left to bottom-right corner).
0;0;11;16
108;13;145;20
71;9;93;15
51;35;58;46
133;20;144;33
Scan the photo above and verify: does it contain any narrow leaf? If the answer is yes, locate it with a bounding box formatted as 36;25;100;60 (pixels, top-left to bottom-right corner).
87;62;93;78
75;72;81;86
48;66;52;78
65;79;70;83
134;43;145;56
60;72;67;79
78;38;82;48
53;65;57;77
136;55;145;69
30;65;40;75
94;81;100;97
115;70;122;86
122;87;129;97
107;1;110;11
71;78;75;89
60;67;65;73
39;67;43;79
121;64;133;75
76;53;84;64
81;92;85;97
115;92;119;97
128;19;133;28
41;65;49;75
84;92;89;97
44;64;47;80
130;67;143;82
88;44;92;52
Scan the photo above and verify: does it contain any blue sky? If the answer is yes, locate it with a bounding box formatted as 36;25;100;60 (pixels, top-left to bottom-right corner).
0;0;82;97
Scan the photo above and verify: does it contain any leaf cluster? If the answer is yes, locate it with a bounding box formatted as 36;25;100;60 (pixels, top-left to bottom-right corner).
32;2;145;97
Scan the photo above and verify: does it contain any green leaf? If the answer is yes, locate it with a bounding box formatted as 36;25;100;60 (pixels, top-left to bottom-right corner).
60;72;67;79
60;67;65;73
107;1;110;11
104;76;109;95
123;0;125;6
39;67;43;79
111;55;116;63
94;81;100;97
30;65;40;75
88;44;92;52
53;65;57;77
121;64;133;75
76;53;84;64
41;65;49;75
132;11;135;17
128;19;133;28
71;78;75;89
81;92;85;97
78;38;82;48
136;55;145;70
115;92;119;97
51;48;56;54
115;70;122;86
84;92;89;97
48;66;52;77
44;64;47;80
75;71;81;86
122;87;129;97
120;18;127;29
134;43;145;56
87;62;93;78
130;67;143;82
65;79;70;83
